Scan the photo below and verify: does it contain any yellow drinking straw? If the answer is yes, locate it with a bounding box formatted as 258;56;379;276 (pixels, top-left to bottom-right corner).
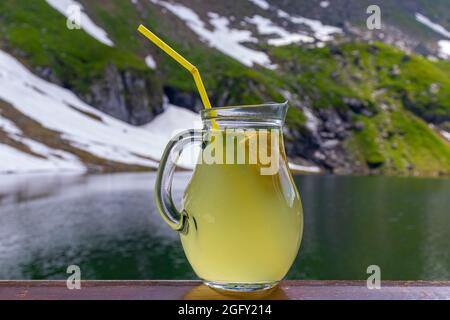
137;24;212;110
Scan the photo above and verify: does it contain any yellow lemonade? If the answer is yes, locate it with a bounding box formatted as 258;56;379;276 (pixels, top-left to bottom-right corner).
180;130;303;285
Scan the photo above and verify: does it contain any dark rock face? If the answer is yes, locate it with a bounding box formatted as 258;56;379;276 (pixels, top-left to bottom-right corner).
284;98;379;174
35;66;62;86
163;86;203;112
402;92;450;124
82;64;163;125
32;58;164;126
343;97;373;116
284;127;319;161
312;108;355;172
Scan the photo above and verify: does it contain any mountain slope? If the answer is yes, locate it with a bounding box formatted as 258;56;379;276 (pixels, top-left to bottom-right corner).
0;0;163;125
0;0;449;176
0;49;174;173
272;42;450;175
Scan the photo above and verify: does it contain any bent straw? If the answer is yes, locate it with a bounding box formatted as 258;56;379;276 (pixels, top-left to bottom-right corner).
137;25;212;110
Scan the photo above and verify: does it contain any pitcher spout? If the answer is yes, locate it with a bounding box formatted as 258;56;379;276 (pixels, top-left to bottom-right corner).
279;101;289;123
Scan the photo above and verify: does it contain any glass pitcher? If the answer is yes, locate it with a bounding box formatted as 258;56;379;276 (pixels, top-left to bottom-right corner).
155;102;303;292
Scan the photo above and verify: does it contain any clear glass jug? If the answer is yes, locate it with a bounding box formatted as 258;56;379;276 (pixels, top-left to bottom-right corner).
155;102;303;292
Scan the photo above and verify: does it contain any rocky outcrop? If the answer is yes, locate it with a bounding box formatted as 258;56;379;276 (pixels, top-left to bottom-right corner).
284;97;380;174
82;64;163;125
33;60;164;126
163;86;203;112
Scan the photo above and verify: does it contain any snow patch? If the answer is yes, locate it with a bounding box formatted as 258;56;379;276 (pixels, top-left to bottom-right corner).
248;0;270;10
0;112;85;173
0;144;80;174
415;13;450;60
278;9;342;41
302;107;320;134
441;130;450;142
0;116;22;136
438;40;450;59
288;162;321;173
151;0;275;68
247;0;341;41
316;41;326;48
0;49;173;171
45;0;114;47
415;13;450;38
145;104;202;168
145;55;157;69
247;15;314;46
145;104;201;140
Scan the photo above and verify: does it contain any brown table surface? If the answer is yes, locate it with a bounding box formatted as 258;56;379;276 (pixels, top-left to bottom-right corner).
1;280;449;300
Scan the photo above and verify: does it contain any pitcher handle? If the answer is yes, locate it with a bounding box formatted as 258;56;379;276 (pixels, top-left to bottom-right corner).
154;129;203;233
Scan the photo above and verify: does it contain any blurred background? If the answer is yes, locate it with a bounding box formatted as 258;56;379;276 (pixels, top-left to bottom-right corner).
0;0;449;280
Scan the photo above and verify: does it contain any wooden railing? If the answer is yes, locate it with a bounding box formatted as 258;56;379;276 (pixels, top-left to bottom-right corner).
1;280;449;300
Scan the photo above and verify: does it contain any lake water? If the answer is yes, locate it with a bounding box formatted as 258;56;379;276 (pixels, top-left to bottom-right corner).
0;172;449;280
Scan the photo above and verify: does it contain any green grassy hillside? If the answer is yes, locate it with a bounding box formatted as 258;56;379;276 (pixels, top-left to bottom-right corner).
271;42;450;175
